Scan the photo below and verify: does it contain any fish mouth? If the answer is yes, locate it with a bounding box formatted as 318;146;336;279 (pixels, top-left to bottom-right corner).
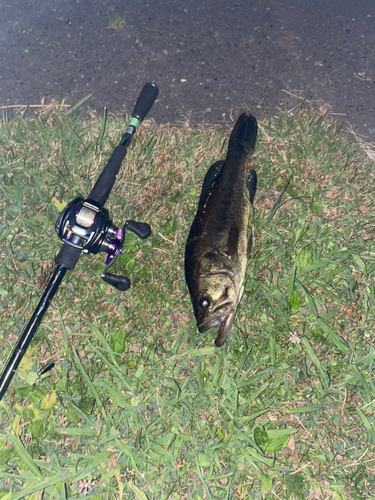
198;296;236;346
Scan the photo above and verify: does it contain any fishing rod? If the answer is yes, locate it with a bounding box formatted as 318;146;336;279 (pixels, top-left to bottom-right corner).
0;82;159;401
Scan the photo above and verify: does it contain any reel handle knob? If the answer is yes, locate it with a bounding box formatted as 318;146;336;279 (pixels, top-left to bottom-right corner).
102;273;130;291
126;220;151;239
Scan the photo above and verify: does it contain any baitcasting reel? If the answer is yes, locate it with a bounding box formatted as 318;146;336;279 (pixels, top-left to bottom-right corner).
55;197;151;291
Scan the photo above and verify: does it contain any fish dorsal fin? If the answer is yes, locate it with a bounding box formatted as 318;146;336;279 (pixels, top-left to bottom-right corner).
227;225;239;257
198;160;225;207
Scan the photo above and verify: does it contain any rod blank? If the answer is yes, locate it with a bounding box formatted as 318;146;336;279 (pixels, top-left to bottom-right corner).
0;266;67;401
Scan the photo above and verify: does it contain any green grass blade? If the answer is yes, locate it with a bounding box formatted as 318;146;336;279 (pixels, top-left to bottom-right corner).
72;347;109;425
65;93;93;115
6;434;42;478
302;337;329;389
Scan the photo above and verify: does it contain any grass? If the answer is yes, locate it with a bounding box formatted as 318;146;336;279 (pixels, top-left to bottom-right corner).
107;13;126;31
0;101;375;499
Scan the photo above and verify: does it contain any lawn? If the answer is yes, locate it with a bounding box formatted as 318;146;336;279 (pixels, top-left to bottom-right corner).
0;100;374;499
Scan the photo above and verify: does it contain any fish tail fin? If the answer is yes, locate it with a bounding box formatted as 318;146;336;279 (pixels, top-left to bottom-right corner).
227;113;258;158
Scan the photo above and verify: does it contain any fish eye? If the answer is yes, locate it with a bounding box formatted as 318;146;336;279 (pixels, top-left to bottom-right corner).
199;297;210;309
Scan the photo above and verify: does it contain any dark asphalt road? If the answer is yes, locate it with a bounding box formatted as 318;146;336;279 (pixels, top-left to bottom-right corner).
0;0;374;139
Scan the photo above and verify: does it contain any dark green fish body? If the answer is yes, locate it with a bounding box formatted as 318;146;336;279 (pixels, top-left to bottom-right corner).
185;113;257;346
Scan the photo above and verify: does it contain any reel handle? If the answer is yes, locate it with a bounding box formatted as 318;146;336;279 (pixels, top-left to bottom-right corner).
101;220;151;291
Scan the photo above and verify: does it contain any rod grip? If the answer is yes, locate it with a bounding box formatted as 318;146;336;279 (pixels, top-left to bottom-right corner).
132;83;159;122
55;244;82;269
87;145;127;207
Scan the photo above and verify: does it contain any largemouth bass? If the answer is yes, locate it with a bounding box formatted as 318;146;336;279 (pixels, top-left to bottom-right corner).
184;113;257;346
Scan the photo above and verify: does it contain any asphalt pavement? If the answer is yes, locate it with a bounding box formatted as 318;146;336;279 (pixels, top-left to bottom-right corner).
0;0;374;140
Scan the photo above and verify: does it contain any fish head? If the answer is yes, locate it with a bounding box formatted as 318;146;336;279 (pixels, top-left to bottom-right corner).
192;272;241;347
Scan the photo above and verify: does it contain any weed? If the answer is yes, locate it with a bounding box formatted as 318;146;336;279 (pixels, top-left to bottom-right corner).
107;13;126;31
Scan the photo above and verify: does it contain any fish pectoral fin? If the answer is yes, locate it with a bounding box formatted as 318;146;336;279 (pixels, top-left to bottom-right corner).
247;231;253;259
227;225;239;257
199;160;225;206
247;169;257;205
